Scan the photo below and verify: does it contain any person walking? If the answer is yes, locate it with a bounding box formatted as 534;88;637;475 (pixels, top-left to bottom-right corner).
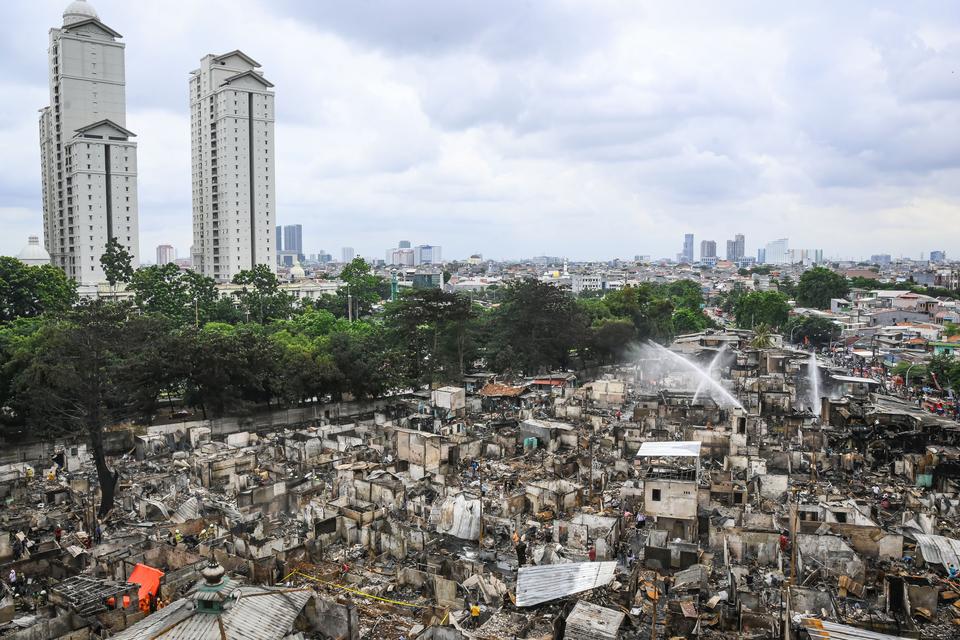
515;538;527;567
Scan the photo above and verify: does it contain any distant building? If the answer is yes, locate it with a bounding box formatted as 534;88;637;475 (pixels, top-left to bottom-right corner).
870;254;892;266
341;247;355;263
757;248;766;264
190;50;276;282
398;240;411;249
414;244;442;265
17;236;51;267
40;0;140;284
700;240;717;260
387;247;415;266
682;234;694;262
763;238;789;265
726;233;745;261
466;254;483;265
156;244;175;266
283;224;303;259
931;250;946;263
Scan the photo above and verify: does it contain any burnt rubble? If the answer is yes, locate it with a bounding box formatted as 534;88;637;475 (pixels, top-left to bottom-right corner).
2;332;959;639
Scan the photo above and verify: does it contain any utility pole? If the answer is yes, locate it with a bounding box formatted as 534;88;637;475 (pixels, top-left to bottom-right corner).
477;460;484;549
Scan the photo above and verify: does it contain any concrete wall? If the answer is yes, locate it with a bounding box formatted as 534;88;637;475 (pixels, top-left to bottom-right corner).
643;480;698;519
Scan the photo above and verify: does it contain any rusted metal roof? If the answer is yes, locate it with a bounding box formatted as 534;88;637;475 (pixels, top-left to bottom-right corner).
478;382;527;397
515;561;617;607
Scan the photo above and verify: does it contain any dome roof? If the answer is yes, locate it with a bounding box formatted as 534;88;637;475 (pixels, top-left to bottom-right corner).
290;262;306;280
17;236;51;266
63;0;99;26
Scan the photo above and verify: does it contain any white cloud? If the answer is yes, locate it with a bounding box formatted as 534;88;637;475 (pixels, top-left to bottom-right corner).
1;0;958;262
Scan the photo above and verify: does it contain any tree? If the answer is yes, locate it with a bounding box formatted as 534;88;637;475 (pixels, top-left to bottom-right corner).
734;291;790;328
130;263;189;319
783;315;841;347
129;265;225;326
232;265;293;323
487;280;587;374
100;238;134;288
384;289;476;386
673;307;709;334
776;275;797;299
338;258;388;319
10;301;147;516
587;318;636;364
0;257;77;321
796;267;849;309
750;324;774;349
944;323;960;338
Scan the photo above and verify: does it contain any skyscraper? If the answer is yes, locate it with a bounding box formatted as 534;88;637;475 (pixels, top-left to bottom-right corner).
39;0;140;284
682;234;694;262
726;233;745;261
283;224;302;258
763;238;789;265
341;247;355;263
156;244;175;265
190;50;275;282
700;240;716;260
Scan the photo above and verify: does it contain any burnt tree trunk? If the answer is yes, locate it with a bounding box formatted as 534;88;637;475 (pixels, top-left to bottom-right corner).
89;425;118;518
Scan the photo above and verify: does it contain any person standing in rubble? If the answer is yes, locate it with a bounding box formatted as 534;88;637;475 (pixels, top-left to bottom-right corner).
588;545;597;562
469;601;481;628
515;538;527;567
54;524;62;543
94;523;103;545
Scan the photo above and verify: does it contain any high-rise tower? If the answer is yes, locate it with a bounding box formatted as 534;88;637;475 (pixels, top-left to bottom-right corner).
190;51;275;282
39;0;140;284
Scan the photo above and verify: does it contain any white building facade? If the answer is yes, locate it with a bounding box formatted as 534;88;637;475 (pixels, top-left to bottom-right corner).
190;51;275;282
39;0;140;284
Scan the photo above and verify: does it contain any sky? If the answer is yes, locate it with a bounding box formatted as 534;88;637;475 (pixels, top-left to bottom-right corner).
1;1;959;263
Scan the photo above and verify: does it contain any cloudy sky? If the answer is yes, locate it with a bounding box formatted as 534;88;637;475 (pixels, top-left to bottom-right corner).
2;1;959;262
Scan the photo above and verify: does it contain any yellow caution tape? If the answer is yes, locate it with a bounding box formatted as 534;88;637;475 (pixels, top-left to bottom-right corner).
286;569;424;608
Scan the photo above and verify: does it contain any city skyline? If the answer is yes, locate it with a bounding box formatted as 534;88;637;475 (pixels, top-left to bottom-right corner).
2;1;960;264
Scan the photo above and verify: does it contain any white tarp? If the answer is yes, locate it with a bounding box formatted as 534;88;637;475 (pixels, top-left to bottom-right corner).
435;494;481;541
515;561;617;607
635;441;702;458
801;618;911;640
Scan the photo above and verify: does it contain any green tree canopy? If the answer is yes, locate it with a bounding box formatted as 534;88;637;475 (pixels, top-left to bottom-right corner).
783;315;841;347
487;279;587;374
796;267;849;309
232;265;293;323
100;238;134;288
734;291;790;329
0;257;77;322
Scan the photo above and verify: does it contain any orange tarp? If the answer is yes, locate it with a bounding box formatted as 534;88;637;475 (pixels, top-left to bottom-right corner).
128;563;164;612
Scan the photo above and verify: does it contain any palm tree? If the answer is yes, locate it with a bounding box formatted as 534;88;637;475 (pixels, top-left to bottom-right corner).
751;323;773;349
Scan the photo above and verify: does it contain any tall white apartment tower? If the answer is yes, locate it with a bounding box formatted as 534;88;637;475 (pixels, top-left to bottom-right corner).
190;51;276;282
39;0;140;284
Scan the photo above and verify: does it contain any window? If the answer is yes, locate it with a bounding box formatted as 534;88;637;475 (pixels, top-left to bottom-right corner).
651;489;662;502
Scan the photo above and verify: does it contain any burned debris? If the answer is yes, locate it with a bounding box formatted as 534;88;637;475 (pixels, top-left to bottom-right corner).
3;330;960;639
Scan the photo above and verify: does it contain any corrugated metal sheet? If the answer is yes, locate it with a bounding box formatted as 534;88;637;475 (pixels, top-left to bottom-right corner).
913;533;960;570
109;587;312;639
563;601;624;640
635;441;702;458
801;618;911;640
515;562;617;607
